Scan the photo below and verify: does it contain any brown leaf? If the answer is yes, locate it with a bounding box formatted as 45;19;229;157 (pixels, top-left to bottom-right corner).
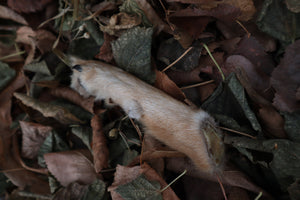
8;0;53;13
53;182;87;200
35;29;57;54
271;40;300;112
95;32;115;63
108;164;180;200
14;92;84;124
223;0;256;21
20;121;52;159
15;26;36;65
155;70;186;102
50;87;95;113
0;69;25;137
91;115;109;173
44;150;97;187
136;0;172;34
0;5;28;25
257;107;287;138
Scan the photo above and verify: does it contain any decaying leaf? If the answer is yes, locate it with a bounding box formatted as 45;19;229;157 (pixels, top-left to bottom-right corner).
8;0;53;13
0;5;28;25
95;32;115;63
0;61;16;91
20;121;52;159
111;26;155;83
15;26;36;65
91;115;109;173
14;92;84;124
44;150;97;187
271;40;300;112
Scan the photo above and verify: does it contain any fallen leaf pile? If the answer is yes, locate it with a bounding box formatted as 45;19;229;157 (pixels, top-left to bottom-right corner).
0;0;299;199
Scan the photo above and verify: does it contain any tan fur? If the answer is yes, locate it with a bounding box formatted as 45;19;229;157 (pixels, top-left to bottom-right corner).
70;59;224;174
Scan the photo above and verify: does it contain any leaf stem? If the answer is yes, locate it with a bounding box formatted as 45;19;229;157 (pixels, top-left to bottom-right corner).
254;192;263;200
0;51;25;61
159;169;187;193
162;47;193;72
203;43;225;81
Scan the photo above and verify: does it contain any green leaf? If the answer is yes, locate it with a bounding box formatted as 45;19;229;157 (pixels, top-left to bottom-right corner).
120;0;152;27
257;0;300;44
0;61;16;91
24;61;52;75
30;73;54;98
111;27;155;84
81;180;106;200
71;126;93;152
38;130;69;167
225;136;300;190
122;149;139;166
115;174;162;200
202;73;261;134
283;112;300;143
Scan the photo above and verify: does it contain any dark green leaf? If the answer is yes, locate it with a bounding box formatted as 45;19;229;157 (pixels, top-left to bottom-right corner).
24;61;52;75
0;61;16;91
0;173;13;196
111;27;155;84
283;112;300;142
81;180;106;200
30;73;54;98
257;0;300;44
120;0;152;27
71;126;93;152
38;131;69;167
202;73;261;134
115;174;162;200
288;179;300;200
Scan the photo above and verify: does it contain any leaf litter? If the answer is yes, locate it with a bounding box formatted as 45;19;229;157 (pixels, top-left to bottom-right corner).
0;0;299;199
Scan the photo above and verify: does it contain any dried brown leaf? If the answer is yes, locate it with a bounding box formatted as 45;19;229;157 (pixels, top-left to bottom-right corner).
44;150;97;187
136;0;172;34
8;0;53;13
15;26;36;65
224;0;256;21
271;40;300;112
91;115;109;173
95;33;115;63
50;87;94;113
0;5;28;25
20;121;52;159
35;29;57;54
14;92;84;124
155;70;186;102
0;69;25;137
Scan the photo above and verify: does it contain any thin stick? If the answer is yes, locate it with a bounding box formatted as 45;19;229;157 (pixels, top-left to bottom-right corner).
254;191;263;200
0;51;25;61
236;20;251;38
203;44;225;81
216;173;228;200
162;47;193;72
0;168;25;173
129;117;143;140
180;80;214;90
219;126;257;139
159;169;187;193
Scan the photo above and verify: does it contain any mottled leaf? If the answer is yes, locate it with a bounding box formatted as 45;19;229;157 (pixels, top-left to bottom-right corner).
20;121;52;159
202;73;261;133
44;150;97;187
82;179;107;200
111;27;155;84
257;0;300;44
0;61;16;91
14;92;84;124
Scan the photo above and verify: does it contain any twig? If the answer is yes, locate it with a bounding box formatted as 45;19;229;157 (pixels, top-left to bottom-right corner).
0;51;25;61
219;126;257;139
236;20;251;38
162;47;193;72
203;44;225;81
159;169;187;193
216;173;228;200
254;191;263;200
180;80;214;90
0;168;25;173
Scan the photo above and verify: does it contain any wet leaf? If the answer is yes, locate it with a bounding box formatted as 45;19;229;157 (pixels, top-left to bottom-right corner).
14;92;84;124
202;73;261;133
44;150;97;187
111;27;155;84
0;5;28;24
20;121;52;159
91;115;109;173
257;0;300;44
0;61;16;91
